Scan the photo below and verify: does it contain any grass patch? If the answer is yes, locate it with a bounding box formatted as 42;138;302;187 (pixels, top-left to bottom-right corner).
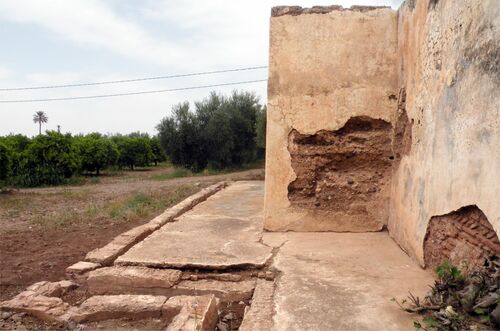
29;184;199;227
108;186;194;221
108;192;156;220
149;159;265;181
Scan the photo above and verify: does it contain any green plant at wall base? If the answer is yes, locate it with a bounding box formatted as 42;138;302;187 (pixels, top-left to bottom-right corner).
435;260;464;284
398;259;499;331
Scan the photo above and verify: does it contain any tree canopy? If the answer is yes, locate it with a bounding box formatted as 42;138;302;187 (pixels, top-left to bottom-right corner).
157;90;266;172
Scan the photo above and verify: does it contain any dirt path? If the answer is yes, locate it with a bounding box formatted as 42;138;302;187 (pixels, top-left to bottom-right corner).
0;167;264;302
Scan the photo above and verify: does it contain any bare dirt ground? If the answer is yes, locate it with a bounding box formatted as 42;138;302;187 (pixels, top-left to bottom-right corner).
0;165;264;305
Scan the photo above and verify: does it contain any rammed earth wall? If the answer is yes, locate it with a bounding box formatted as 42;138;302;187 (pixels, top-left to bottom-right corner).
264;0;500;266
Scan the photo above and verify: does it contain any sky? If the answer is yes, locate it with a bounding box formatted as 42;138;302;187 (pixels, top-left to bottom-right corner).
0;0;403;136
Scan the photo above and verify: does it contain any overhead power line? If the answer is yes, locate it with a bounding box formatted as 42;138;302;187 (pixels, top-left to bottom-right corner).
0;79;268;103
0;66;268;91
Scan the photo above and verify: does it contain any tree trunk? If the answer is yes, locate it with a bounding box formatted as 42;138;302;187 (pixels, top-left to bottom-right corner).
39;122;41;135
96;168;100;176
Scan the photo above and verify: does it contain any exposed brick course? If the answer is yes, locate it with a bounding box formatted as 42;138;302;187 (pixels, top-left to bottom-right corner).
424;206;500;269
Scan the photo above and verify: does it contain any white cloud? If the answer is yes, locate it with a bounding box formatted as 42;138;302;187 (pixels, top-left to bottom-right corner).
0;0;184;68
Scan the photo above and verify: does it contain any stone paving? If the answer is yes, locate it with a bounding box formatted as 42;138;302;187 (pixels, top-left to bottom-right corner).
1;180;435;330
115;181;272;270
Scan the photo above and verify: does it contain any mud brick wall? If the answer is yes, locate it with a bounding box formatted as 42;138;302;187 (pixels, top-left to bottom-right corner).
388;0;500;266
424;206;500;269
263;0;499;267
264;6;398;232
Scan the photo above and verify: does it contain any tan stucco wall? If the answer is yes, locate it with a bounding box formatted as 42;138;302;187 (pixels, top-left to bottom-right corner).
388;0;500;265
264;6;398;231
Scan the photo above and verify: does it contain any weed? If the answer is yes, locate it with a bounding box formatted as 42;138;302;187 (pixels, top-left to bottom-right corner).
396;259;499;331
435;260;464;284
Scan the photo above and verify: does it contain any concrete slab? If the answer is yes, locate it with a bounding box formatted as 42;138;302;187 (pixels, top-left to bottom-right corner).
85;182;227;266
264;232;435;331
115;181;272;270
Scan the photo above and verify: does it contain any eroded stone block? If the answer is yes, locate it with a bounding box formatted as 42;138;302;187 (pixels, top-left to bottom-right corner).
69;295;168;323
239;280;275;331
0;291;70;322
172;279;256;303
66;261;101;276
164;295;219;331
87;266;182;295
26;280;78;297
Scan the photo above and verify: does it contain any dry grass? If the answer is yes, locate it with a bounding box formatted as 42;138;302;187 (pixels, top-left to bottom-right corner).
0;165;264;232
30;184;199;227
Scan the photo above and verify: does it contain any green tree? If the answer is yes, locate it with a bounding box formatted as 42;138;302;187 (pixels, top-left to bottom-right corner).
0;141;13;182
150;136;166;166
255;105;267;156
0;134;30;151
113;135;153;170
195;92;233;169
156;90;265;172
0;134;31;177
75;133;119;175
33;111;48;135
224;91;261;165
157;102;206;171
16;131;80;186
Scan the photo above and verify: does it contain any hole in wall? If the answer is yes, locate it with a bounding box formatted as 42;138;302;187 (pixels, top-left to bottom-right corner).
287;116;393;217
423;205;500;270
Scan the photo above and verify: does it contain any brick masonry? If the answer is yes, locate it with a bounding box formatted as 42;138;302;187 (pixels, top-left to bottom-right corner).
423;205;500;269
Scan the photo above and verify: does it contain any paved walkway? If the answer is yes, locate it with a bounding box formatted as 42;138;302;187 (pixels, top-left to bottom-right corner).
116;181;273;269
118;181;434;330
265;232;434;330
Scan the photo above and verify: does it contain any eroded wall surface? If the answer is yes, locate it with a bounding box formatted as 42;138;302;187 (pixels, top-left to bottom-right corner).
389;0;500;265
264;6;398;231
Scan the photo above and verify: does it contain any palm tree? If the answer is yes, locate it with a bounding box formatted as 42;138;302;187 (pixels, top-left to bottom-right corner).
33;111;48;135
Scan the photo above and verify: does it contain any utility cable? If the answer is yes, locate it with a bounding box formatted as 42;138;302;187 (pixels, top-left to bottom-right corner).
0;66;268;91
0;79;267;103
